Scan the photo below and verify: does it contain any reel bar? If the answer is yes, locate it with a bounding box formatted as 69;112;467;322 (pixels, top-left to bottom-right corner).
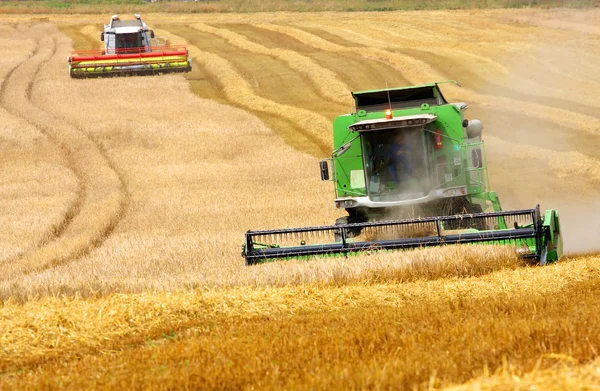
246;208;536;236
244;208;543;265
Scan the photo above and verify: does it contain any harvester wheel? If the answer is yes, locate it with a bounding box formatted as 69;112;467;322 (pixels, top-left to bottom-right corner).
334;217;348;242
444;200;486;230
334;216;364;241
465;204;487;230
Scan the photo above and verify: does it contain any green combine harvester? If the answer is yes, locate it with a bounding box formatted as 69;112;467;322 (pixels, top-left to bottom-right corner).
243;82;562;265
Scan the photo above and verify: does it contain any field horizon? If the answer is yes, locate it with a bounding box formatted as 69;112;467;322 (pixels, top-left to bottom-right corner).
1;0;599;15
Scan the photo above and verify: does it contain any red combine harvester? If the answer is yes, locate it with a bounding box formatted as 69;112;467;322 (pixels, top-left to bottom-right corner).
68;14;192;78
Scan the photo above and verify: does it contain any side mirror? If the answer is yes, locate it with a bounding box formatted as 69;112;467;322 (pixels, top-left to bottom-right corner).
320;160;330;181
100;32;104;42
150;30;155;39
464;119;483;139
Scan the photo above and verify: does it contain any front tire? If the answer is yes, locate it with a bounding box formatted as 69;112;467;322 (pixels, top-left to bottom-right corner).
334;216;348;242
334;212;366;241
443;198;486;230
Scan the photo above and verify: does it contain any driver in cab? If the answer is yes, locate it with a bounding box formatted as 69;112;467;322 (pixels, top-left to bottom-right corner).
385;134;413;187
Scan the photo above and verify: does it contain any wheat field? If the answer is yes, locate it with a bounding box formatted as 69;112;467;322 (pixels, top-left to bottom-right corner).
1;8;600;389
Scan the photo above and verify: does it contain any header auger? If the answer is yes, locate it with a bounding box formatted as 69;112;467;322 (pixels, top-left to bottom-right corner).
68;14;192;78
242;82;563;265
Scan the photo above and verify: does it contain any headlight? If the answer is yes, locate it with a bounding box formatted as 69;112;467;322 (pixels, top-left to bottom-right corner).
442;187;467;197
335;199;357;208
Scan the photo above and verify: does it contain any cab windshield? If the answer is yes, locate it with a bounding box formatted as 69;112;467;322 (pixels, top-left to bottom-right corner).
116;33;143;50
362;127;431;202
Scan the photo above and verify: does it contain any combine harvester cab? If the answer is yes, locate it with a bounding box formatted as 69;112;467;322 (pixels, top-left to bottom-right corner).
68;14;192;78
243;82;563;265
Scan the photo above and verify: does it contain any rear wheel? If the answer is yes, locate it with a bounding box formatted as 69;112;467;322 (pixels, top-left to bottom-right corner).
464;203;487;230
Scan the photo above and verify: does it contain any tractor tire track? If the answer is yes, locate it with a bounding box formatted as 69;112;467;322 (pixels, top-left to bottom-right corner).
0;33;87;274
24;38;86;249
0;26;128;278
34;32;131;255
0;26;76;260
0;31;83;260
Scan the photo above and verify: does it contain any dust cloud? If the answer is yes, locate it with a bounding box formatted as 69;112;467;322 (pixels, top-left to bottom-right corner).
546;198;600;255
466;23;600;254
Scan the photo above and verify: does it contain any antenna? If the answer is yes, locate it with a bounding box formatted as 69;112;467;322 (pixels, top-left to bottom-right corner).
386;80;392;111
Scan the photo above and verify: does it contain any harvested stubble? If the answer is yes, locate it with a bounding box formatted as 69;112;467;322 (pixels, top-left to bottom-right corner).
261;21;600;136
153;28;335;153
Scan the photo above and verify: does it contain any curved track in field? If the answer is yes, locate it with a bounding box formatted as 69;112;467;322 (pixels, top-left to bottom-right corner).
0;37;85;261
0;26;75;263
0;30;84;264
0;24;128;278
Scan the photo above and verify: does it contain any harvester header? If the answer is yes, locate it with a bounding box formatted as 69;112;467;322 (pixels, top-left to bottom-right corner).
68;14;192;78
245;207;560;265
242;82;563;265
